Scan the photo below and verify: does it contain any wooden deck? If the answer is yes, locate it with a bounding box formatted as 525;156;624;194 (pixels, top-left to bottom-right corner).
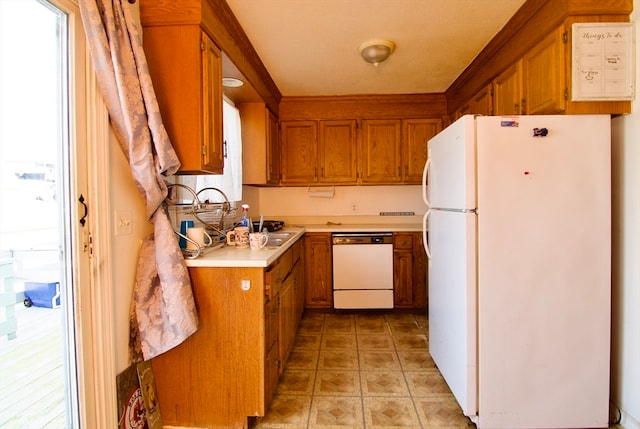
0;301;66;428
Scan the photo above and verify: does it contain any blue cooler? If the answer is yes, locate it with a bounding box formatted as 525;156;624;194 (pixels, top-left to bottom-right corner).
24;281;61;308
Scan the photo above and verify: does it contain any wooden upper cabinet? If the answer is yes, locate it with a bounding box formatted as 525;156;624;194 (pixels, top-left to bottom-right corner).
455;82;492;118
240;103;280;185
201;34;224;172
402;118;441;183
361;119;402;183
142;25;223;174
447;0;632;118
470;83;493;116
493;60;523;116
523;26;567;114
267;111;281;185
280;121;318;184
319;120;358;183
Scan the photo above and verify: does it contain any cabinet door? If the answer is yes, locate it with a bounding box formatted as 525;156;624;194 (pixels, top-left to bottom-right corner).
402;119;442;183
240;103;280;185
281;121;318;184
393;233;414;307
470;83;493;116
143;25;222;173
265;293;280;406
304;233;332;308
279;274;296;372
411;232;427;309
267;110;280;184
393;232;427;309
292;241;305;324
523;26;566;114
201;32;224;173
493;60;522;116
361;119;402;183
319;120;358;183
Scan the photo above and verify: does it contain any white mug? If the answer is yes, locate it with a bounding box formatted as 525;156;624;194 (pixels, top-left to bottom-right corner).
249;232;269;250
227;227;250;248
186;226;212;250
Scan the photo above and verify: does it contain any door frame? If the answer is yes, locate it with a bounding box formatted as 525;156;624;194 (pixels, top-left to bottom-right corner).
60;0;117;425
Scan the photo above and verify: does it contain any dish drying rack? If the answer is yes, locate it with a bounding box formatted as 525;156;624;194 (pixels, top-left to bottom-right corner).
166;183;237;259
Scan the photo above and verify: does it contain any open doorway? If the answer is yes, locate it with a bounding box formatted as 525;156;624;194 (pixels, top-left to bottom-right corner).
0;0;87;426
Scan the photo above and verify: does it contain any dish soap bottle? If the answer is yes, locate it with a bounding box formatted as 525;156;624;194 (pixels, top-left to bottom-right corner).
238;204;250;227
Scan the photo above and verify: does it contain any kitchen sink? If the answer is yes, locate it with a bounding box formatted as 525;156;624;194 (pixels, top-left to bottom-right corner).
265;231;293;247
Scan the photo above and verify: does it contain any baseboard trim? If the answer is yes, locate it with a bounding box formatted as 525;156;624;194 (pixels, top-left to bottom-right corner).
618;408;640;429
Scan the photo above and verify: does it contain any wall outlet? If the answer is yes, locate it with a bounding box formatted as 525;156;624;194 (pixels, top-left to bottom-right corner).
351;203;358;212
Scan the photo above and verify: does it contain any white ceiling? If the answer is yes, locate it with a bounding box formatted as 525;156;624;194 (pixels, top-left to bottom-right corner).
225;0;528;97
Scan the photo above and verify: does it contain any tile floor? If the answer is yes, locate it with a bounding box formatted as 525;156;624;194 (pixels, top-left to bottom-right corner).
251;311;475;429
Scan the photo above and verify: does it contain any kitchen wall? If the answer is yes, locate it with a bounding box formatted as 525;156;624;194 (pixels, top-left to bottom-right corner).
609;2;640;427
241;185;424;224
109;128;151;368
106;2;640;427
106;0;152;370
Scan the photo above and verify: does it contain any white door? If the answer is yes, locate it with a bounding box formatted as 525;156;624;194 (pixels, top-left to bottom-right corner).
0;1;93;426
428;209;477;417
475;115;611;428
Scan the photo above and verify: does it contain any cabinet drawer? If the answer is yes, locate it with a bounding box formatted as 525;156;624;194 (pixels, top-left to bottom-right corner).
291;239;303;265
393;233;414;250
265;247;295;299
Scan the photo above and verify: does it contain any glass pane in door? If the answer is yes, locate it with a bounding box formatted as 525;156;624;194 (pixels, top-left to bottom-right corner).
0;0;79;427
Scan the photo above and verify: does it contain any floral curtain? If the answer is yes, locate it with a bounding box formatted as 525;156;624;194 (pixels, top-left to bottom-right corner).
79;0;198;362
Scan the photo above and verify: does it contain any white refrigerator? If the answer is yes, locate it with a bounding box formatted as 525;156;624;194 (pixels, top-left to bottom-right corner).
422;115;611;429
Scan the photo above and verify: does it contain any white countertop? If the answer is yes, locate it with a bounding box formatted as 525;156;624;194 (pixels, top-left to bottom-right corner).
184;227;306;268
184;221;423;268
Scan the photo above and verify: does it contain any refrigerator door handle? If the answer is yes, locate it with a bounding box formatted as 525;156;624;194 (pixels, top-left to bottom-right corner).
422;158;431;207
422;210;431;259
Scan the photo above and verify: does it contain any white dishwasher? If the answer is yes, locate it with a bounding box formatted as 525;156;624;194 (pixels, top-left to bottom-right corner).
332;232;394;309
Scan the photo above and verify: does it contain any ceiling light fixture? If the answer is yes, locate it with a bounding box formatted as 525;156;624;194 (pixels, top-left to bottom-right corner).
358;39;396;67
222;77;244;88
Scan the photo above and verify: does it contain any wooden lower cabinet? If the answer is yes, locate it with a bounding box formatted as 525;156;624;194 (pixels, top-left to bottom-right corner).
265;295;280;403
304;232;333;309
150;239;304;429
279;239;304;371
393;232;428;310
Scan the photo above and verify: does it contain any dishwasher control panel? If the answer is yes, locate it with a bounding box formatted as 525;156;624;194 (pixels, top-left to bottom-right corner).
331;232;393;245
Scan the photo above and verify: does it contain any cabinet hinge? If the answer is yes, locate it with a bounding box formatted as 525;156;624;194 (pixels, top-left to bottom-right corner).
200;40;205;51
563;31;568;44
564;88;569;100
202;144;207;155
490;87;494;97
